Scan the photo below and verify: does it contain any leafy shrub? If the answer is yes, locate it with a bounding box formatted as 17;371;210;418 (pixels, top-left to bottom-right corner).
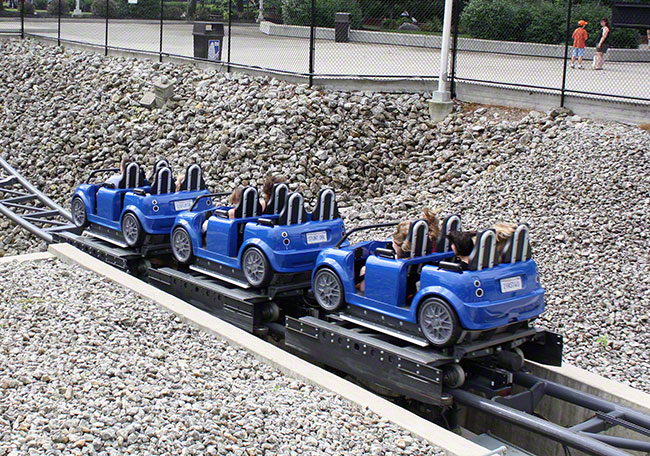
91;0;117;17
524;1;565;44
459;0;527;42
47;0;70;15
34;0;47;10
21;1;36;14
117;0;159;18
164;4;183;19
193;4;211;19
282;0;362;29
418;17;442;33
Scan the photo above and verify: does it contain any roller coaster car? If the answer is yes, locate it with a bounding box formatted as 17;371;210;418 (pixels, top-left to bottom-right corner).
170;186;346;289
70;161;211;248
312;218;545;348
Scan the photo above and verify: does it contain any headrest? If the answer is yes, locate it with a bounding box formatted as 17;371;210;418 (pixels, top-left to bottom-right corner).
278;192;309;226
501;224;532;263
436;215;462;253
150;158;171;181
468;230;497;271
408;219;430;258
118;162;145;189
311;188;339;221
179;164;206;192
263;183;289;215
233;187;263;218
150;167;173;195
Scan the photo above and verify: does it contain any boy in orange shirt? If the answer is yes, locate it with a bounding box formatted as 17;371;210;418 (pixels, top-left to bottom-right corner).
571;20;589;69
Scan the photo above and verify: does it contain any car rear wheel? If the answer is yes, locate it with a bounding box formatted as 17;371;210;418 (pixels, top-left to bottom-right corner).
171;227;193;264
71;196;89;228
313;268;344;311
418;297;461;347
121;212;144;248
242;247;272;288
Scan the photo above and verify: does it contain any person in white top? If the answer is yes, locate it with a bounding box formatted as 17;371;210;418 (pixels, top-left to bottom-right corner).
105;157;129;188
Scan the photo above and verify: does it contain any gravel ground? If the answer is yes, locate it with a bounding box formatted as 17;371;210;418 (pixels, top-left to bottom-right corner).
0;39;649;392
0;258;446;456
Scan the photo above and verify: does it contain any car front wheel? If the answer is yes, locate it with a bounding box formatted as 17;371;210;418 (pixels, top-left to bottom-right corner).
418;297;461;348
121;212;144;248
313;268;344;311
242;247;272;288
71;196;89;228
171;227;193;264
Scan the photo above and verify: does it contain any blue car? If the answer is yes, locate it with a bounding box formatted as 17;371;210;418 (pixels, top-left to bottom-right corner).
71;161;211;248
311;219;544;348
170;186;346;289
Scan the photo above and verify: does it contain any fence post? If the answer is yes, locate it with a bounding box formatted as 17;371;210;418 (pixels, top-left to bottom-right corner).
20;0;24;39
104;0;109;56
227;0;232;72
159;0;163;62
308;0;315;87
560;0;573;107
57;0;61;46
450;0;460;99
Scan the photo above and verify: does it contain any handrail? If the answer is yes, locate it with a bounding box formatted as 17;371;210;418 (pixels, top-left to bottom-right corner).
189;192;231;212
335;222;399;248
86;168;119;184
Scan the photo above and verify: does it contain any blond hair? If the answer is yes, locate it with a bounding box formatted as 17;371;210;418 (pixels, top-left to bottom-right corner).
391;208;441;258
493;222;517;256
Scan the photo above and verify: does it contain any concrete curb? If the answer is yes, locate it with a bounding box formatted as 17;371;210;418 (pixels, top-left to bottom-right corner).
0;251;54;264
48;243;493;456
260;21;650;63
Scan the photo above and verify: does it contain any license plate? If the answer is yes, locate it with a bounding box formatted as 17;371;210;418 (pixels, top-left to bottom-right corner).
500;276;523;293
173;199;193;211
306;231;328;245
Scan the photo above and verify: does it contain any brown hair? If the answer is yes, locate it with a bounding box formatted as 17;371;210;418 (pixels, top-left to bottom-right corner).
262;175;287;202
120;157;131;172
391;220;412;259
391;208;441;258
422;208;441;243
229;187;243;205
493;222;517;256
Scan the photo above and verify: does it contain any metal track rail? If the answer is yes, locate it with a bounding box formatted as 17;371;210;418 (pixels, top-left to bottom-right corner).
450;370;650;456
0;157;79;243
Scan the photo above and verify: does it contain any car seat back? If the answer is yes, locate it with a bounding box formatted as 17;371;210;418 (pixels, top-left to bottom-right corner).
436;215;461;253
150;158;171;181
179;164;206;192
468;230;497;271
278;192;309;226
408;219;430;258
234;186;262;218
118;162;145;189
501;224;532;263
150;167;173;195
311;188;339;221
264;183;289;215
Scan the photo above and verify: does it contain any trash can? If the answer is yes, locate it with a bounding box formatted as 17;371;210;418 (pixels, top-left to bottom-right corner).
192;22;225;61
334;13;351;43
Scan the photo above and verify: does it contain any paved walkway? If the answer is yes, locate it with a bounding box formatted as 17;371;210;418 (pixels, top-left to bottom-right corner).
2;19;648;100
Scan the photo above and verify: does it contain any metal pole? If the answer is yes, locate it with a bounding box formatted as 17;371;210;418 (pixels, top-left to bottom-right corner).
227;0;232;71
159;0;163;62
437;0;453;94
257;0;263;23
308;0;315;87
560;0;573;107
104;0;109;56
20;0;24;39
57;0;61;46
449;0;460;99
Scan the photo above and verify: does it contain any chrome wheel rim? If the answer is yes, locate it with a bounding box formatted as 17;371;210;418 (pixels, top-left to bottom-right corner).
243;249;266;285
172;229;191;262
420;300;454;345
315;270;341;311
72;198;86;227
122;214;139;244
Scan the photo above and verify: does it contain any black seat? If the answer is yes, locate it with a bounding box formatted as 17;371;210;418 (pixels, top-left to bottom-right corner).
263;183;289;215
179;164;206;192
150;167;173;195
468;230;497;271
436;215;462;253
233;186;263;218
311;188;339;221
278;192;308;226
118;162;146;189
501;224;532;263
149;158;171;181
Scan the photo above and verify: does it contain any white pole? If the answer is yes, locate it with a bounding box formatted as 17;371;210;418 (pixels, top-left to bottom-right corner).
437;0;453;96
257;0;263;22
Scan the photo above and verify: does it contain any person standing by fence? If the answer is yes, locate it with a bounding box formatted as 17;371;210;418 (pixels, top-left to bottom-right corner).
593;17;610;70
570;20;588;69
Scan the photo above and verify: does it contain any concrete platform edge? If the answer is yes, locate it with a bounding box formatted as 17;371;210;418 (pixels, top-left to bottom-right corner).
48;243;491;456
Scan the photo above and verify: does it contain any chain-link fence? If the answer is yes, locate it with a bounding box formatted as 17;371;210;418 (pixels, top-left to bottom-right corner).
5;0;650;104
